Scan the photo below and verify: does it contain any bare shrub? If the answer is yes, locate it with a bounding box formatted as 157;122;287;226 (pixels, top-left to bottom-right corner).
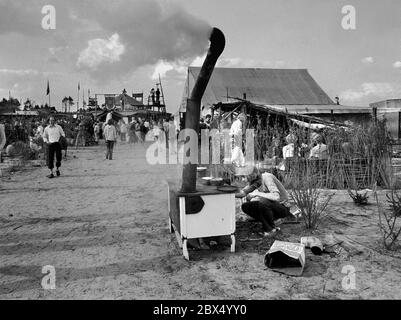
285;159;335;229
375;188;401;250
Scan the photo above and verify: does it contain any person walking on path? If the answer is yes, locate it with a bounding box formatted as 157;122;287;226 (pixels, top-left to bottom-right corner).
135;119;145;146
104;119;118;160
75;121;86;149
0;117;6;161
43;116;65;179
119;120;127;143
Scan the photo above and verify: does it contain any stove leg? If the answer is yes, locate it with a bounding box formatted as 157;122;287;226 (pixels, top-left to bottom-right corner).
230;234;236;253
182;238;189;260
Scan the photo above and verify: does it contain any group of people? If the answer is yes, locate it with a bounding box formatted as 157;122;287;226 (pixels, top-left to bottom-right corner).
150;87;161;106
281;132;328;161
91;114;173;161
196;112;330;170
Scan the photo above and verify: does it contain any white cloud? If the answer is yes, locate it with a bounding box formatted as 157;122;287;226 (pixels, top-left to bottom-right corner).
393;61;401;68
362;82;394;95
191;55;207;67
361;56;374;64
152;61;174;79
341;89;365;101
341;82;400;102
77;33;125;70
151;60;187;80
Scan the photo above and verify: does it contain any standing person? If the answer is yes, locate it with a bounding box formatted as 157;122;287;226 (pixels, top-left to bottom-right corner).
119;120;127;143
127;119;135;144
75;120;86;149
43;116;65;179
155;87;160;105
309;134;328;159
282;133;297;159
135;119;145;145
205;114;212;129
230;113;245;167
153;121;161;141
150;88;155;105
103;119;117;160
140;119;148;143
144;119;150;131
236;168;295;237
94;122;100;144
0;117;6;160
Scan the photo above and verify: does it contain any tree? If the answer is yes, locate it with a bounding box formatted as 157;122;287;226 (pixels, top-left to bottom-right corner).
23;99;32;110
0;97;21;113
62;97;69;113
67;96;74;112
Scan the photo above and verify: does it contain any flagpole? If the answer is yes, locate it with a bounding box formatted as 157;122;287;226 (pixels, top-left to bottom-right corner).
77;82;80;113
47;80;51;108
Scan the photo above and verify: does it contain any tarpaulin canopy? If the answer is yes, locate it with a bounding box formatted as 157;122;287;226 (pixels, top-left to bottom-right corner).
289;118;329;130
96;110;123;122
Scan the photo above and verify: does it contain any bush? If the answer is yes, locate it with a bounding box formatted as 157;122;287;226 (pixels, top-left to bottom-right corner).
285;159;335;229
375;189;401;250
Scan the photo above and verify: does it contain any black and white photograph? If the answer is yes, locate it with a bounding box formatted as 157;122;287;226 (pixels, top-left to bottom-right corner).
0;0;401;306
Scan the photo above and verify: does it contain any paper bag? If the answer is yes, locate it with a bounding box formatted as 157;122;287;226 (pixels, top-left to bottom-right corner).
264;240;306;276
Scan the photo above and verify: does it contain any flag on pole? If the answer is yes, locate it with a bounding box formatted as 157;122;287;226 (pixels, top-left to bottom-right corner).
78;82;80;91
46;80;50;96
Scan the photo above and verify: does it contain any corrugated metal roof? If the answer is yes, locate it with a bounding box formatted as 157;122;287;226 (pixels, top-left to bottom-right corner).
187;67;335;107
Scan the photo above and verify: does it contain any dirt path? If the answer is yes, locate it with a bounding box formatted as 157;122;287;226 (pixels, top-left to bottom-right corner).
1;141;401;299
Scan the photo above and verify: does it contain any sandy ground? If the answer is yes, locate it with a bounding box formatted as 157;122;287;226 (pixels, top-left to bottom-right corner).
1;141;401;300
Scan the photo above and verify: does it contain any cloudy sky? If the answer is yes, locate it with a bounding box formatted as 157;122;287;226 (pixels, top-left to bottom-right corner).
1;0;401;113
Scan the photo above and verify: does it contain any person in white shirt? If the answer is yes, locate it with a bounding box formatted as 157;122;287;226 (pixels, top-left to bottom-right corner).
103;119;118;160
119;121;127;142
309;134;328;159
0;118;6;160
43;116;65;178
282;134;297;159
230;113;245;167
152;121;161;141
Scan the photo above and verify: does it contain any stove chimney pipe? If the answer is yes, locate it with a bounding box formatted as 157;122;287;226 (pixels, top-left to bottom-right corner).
180;27;226;193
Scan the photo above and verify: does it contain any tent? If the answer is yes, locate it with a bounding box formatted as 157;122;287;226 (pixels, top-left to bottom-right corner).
180;67;336;113
96;110;123;122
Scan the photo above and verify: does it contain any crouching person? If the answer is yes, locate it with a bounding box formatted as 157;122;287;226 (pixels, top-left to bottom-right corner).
237;168;295;237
